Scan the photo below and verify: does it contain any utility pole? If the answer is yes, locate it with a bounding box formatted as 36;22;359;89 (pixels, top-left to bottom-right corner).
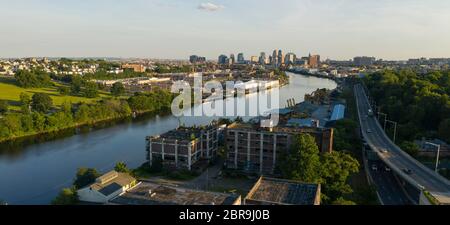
425;142;441;173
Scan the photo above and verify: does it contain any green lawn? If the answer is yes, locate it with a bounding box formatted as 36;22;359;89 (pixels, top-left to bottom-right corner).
0;77;111;110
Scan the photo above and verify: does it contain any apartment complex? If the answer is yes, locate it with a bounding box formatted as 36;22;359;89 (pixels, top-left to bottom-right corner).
146;123;220;171
225;122;333;174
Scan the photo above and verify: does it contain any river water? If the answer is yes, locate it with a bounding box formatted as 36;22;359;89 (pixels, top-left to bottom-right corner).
0;73;336;204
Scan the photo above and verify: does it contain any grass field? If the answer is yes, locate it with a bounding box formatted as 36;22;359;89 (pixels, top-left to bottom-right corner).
0;76;111;111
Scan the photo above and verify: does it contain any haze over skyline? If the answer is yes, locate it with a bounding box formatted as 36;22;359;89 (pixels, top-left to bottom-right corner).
1;0;450;60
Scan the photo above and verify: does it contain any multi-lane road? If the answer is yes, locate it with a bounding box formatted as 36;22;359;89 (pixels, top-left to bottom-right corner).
354;84;450;204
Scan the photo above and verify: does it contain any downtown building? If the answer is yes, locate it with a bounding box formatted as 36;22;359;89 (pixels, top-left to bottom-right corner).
146;123;220;171
225;122;333;175
189;55;206;64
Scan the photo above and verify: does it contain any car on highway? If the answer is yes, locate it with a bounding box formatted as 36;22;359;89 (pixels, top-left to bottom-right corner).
367;129;372;133
380;148;389;154
372;165;378;171
403;168;413;175
385;166;391;172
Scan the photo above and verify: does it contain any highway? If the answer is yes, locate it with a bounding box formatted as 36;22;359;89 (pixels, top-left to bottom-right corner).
368;160;411;205
354;84;450;203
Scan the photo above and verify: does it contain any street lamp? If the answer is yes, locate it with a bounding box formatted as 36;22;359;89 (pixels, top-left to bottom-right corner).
385;119;397;144
425;142;441;173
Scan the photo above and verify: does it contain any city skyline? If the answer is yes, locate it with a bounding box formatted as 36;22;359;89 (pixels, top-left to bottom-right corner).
1;0;450;60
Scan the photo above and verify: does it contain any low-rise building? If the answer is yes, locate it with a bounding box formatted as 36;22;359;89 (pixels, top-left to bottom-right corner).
226;122;333;174
244;177;321;205
77;171;137;204
146;123;220;171
122;63;146;73
110;181;241;205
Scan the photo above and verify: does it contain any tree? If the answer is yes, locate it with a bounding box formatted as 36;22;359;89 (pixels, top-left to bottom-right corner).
400;141;420;158
58;86;70;96
320;151;360;202
331;197;357;205
31;93;53;113
70;76;83;95
84;82;99;98
439;119;450;143
20;93;31;114
73;168;100;189
15;69;51;88
114;162;130;173
279;134;322;183
52;187;78;205
0;100;8;115
111;82;125;96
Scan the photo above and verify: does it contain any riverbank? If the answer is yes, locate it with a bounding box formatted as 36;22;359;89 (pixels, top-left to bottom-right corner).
287;69;338;81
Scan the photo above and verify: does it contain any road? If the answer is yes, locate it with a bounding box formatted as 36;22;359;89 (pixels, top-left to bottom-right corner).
354;84;450;202
368;160;411;205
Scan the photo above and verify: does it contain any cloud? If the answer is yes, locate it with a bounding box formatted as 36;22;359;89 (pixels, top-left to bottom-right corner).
198;2;225;12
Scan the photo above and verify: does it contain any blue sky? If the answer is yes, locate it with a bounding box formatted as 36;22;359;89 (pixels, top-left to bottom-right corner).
1;0;450;60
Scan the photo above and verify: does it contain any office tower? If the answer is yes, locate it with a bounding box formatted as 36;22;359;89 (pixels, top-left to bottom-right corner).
259;52;267;65
285;53;296;65
230;54;235;65
237;53;245;63
218;55;228;64
278;50;284;66
272;50;278;66
251;56;259;63
189;55;206;64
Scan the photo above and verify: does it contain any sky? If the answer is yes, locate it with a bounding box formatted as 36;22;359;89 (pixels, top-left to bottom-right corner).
1;0;450;60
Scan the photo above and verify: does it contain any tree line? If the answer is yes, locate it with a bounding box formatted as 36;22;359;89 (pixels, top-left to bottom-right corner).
0;88;174;143
363;69;450;156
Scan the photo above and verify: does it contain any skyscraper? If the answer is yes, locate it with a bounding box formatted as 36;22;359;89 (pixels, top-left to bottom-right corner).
251;56;259;63
237;53;245;63
278;50;284;66
285;53;296;65
259;52;267;65
230;54;235;65
272;50;278;66
218;55;228;64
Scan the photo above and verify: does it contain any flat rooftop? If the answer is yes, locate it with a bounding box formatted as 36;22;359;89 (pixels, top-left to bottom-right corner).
150;123;217;141
245;177;320;205
227;121;327;134
110;182;240;205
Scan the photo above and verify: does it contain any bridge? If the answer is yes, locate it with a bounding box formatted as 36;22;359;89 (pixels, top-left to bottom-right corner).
354;84;450;205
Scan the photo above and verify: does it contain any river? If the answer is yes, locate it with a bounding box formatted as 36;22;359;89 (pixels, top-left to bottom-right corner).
0;73;336;204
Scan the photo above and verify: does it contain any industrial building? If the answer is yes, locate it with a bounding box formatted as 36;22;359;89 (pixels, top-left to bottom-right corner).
146;123;220;171
77;171;138;204
225;122;333;175
245;177;321;205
